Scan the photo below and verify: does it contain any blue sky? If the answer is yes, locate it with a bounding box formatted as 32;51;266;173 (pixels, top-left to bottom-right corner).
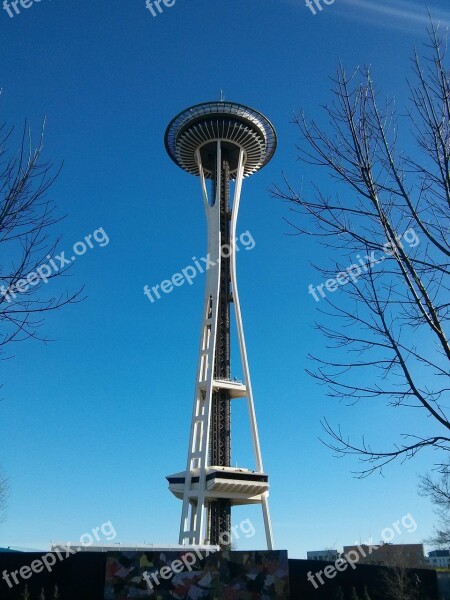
0;0;449;558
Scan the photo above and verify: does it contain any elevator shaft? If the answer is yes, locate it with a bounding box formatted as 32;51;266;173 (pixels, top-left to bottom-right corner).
209;157;232;546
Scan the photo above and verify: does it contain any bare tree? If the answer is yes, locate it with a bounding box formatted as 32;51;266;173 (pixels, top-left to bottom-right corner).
349;587;360;600
379;548;421;600
271;21;450;476
419;469;450;546
0;470;7;523
0;121;83;519
380;566;420;600
361;586;372;600
336;586;345;600
0;121;82;363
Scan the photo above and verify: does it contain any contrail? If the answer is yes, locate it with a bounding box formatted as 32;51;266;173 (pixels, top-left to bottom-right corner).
340;0;450;30
281;0;450;33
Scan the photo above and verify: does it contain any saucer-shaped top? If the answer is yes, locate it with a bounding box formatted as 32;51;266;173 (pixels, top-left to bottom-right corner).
165;101;277;179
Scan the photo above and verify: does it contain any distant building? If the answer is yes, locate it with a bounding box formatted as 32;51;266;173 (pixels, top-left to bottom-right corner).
342;543;427;568
307;549;339;562
427;549;450;568
50;543;220;553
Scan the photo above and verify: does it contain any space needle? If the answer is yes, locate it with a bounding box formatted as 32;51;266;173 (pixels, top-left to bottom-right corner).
165;100;277;549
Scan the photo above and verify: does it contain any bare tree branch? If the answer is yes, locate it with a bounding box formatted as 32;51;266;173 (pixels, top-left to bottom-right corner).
419;468;450;547
0;120;84;364
272;20;450;477
0;471;7;524
0;119;84;519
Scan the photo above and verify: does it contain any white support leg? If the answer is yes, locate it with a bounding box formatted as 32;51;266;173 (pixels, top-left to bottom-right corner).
229;148;274;549
178;144;223;545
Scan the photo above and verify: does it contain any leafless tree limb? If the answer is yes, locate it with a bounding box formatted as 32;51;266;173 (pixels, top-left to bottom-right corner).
0;471;7;523
0;120;84;368
272;20;450;477
0;119;84;520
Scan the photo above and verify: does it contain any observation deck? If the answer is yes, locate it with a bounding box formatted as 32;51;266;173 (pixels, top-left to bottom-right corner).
164;101;277;179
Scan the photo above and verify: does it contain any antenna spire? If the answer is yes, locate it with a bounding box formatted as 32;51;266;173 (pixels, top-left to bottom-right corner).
219;89;225;102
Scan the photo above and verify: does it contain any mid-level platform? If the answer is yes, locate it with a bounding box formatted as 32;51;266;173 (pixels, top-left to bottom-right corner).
166;466;269;505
